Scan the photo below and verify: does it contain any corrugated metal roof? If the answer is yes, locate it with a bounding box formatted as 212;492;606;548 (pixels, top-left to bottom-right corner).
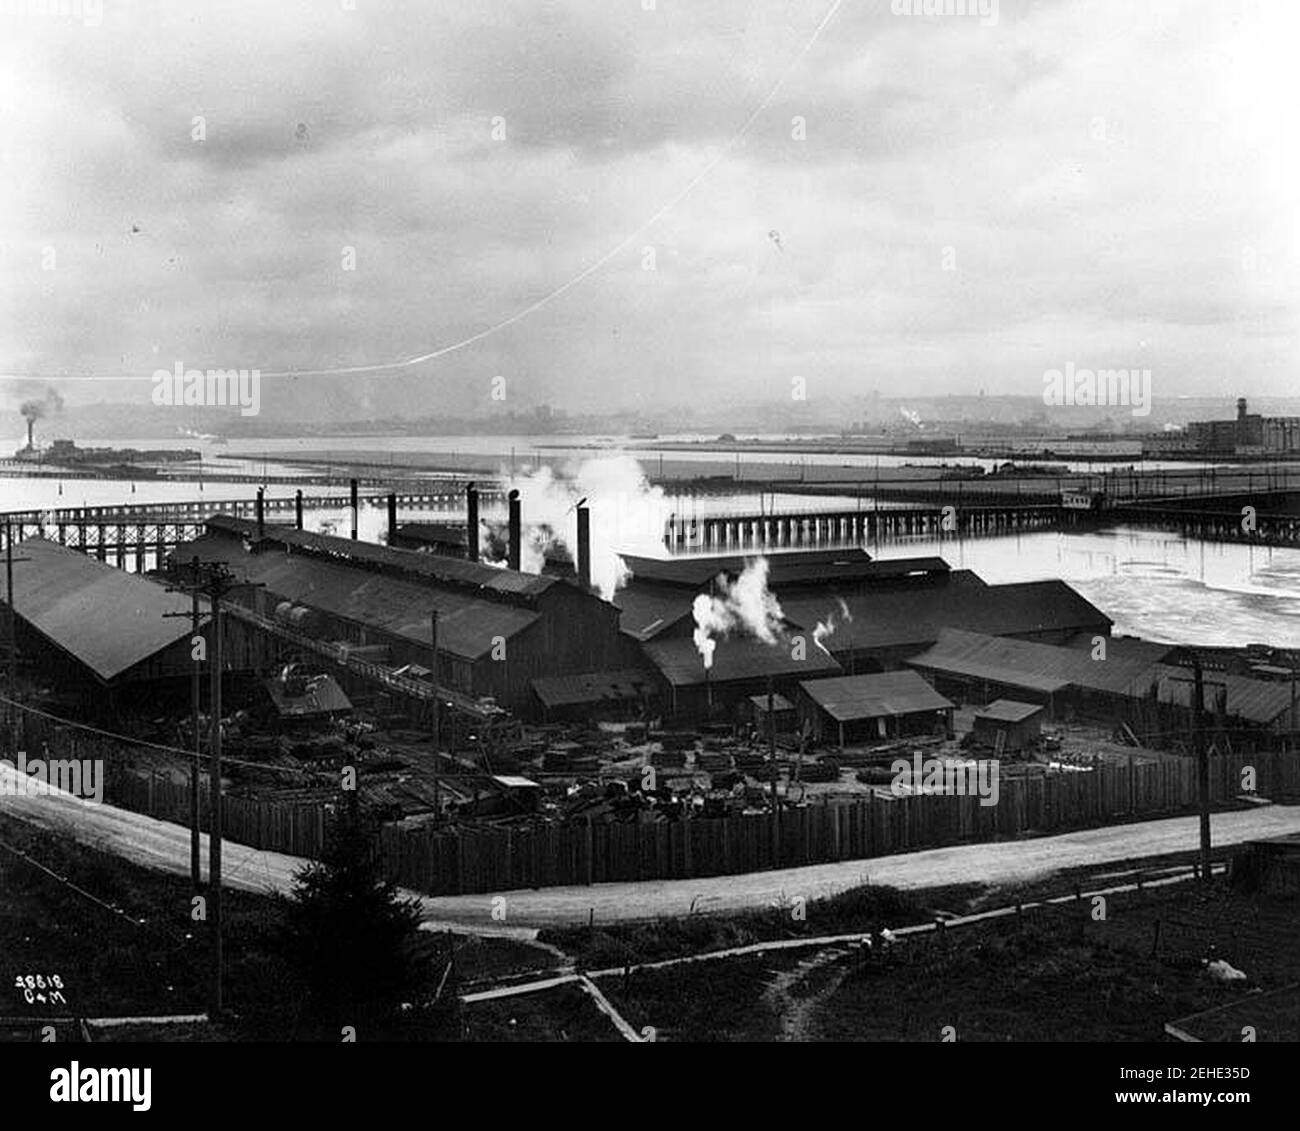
207;516;555;598
643;636;841;687
907;629;1159;697
800;671;953;722
175;535;537;660
531;669;657;708
1151;665;1294;726
779;574;1109;655
10;538;200;682
974;699;1045;724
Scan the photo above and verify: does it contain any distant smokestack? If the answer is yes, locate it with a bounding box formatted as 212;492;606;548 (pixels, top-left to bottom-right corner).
350;478;359;540
255;487;265;538
508;489;521;572
295;489;303;530
465;482;479;562
1237;397;1248;421
576;503;591;591
26;420;33;450
387;493;397;545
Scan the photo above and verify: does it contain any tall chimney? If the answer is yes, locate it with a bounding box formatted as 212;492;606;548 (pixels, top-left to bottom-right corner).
508;489;521;572
349;478;359;540
465;482;479;563
255;487;265;538
387;493;398;545
295;489;303;530
576;503;591;591
1237;397;1248;421
26;419;33;450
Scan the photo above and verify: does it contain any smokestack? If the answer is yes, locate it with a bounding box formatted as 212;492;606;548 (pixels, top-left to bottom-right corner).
387;493;398;545
26;419;33;450
350;478;359;540
576;502;591;591
295;489;303;530
508;488;521;572
465;482;479;563
1237;397;1248;421
255;487;265;538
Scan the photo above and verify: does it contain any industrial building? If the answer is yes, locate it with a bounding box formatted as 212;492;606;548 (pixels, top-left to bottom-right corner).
797;670;955;747
168;515;640;716
1145;397;1300;456
907;627;1296;742
613;549;1113;710
906;628;1162;716
7;536;210;702
641;635;842;716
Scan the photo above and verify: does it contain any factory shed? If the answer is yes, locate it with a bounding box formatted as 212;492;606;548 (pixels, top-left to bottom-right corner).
777;573;1112;672
8;537;208;691
1151;666;1295;730
170;518;638;715
906;629;1160;718
971;700;1044;752
642;635;841;717
531;669;659;721
619;548;882;589
798;671;954;747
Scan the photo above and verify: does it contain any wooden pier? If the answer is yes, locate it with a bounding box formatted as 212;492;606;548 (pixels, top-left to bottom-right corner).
664;503;1063;553
0;488;512;573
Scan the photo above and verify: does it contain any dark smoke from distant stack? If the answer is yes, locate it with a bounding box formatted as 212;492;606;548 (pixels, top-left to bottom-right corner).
19;387;65;446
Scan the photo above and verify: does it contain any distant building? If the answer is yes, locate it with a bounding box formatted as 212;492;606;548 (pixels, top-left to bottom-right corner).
1153;397;1300;456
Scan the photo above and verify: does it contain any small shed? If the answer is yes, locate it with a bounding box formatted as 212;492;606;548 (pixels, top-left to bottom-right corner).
971;699;1044;752
531;669;657;721
263;672;353;722
747;693;797;731
798;671;954;748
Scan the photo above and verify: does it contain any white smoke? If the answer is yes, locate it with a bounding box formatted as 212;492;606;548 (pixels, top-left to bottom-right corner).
690;557;785;670
898;407;922;428
812;596;853;655
308;500;389;545
497;454;670;599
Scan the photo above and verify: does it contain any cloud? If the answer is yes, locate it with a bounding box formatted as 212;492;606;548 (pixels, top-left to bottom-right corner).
1;0;1296;417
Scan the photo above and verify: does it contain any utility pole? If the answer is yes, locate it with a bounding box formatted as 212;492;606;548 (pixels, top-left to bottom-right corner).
190;572;202;887
5;521;14;736
1172;649;1219;886
3;522;32;743
768;677;780;867
209;584;224;1011
164;556;210;887
167;559;252;1016
430;609;440;823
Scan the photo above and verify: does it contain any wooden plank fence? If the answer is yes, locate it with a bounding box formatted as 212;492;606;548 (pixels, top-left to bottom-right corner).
20;729;1300;898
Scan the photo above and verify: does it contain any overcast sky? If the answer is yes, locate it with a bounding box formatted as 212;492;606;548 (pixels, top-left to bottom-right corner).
1;0;1296;420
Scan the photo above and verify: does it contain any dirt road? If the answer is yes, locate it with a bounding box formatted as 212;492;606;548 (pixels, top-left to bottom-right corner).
4;763;1298;938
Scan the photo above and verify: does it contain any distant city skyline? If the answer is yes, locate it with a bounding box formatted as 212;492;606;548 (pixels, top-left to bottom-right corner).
3;0;1297;421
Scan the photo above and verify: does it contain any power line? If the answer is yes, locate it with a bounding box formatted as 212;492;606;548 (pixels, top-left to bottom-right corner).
0;0;844;385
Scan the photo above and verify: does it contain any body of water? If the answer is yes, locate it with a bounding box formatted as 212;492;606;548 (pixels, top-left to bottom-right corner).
3;435;1298;649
